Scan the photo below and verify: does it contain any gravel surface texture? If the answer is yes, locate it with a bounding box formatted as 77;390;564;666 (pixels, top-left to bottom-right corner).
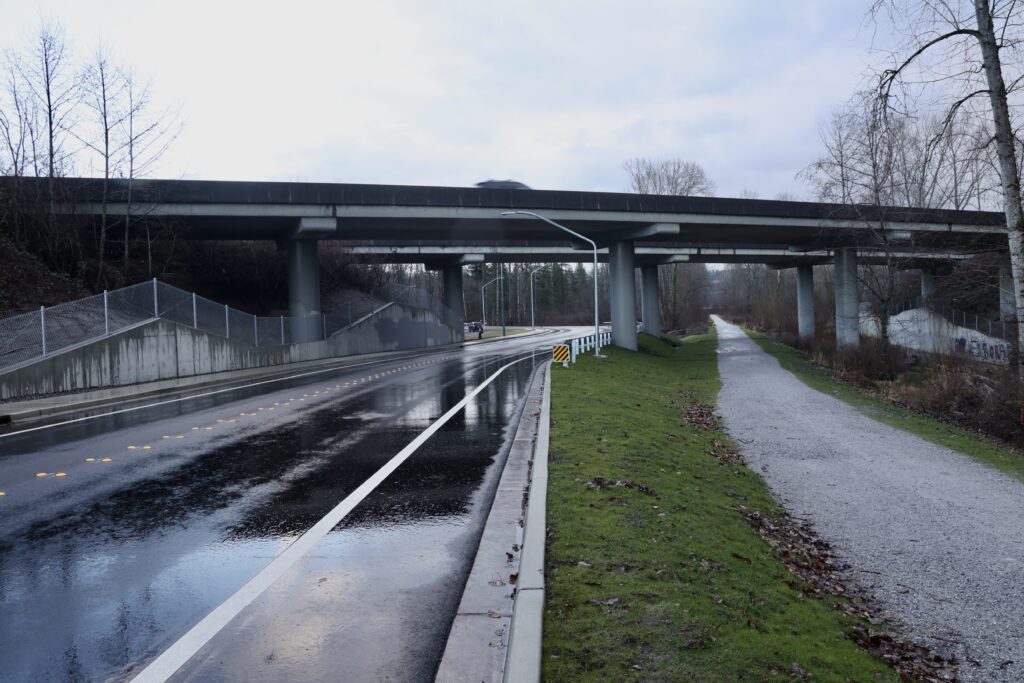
712;316;1024;682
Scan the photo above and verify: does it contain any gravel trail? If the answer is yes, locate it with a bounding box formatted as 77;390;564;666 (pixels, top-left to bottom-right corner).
712;316;1024;682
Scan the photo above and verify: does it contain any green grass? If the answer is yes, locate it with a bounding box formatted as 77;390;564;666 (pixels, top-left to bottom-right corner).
745;329;1024;483
543;332;897;682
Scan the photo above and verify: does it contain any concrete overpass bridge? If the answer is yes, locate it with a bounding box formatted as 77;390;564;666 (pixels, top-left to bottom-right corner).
15;176;1008;351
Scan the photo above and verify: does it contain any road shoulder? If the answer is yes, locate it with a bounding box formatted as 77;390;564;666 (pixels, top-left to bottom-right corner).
435;361;550;682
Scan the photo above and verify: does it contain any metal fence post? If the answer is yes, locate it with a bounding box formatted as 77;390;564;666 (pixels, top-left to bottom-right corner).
254;316;258;345
280;315;285;344
225;305;230;339
152;278;158;318
322;314;327;340
40;306;46;356
192;293;198;328
103;290;109;336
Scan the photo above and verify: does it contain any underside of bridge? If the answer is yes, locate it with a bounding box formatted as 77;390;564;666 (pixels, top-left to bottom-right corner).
14;176;1008;350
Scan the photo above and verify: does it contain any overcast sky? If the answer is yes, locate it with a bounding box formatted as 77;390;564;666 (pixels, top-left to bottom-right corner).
2;1;890;198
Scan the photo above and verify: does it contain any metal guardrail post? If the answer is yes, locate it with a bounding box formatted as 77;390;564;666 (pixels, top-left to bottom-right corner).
322;314;327;340
40;306;46;356
225;305;230;339
280;315;285;344
103;290;109;336
254;316;258;345
192;293;198;328
152;278;158;318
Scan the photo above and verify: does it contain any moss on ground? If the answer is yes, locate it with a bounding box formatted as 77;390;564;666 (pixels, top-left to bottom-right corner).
542;332;897;682
746;329;1024;483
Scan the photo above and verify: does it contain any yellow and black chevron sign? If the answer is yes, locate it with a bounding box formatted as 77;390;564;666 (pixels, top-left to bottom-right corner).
553;344;570;363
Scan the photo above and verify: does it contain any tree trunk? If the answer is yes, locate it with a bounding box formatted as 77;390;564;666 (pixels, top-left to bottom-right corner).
974;0;1024;361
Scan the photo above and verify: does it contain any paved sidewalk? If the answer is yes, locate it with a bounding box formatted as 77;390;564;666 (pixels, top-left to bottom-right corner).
713;316;1024;682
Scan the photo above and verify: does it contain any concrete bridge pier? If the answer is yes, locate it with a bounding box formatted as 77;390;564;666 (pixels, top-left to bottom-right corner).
441;265;466;341
609;241;638;351
920;269;937;302
796;264;815;343
287;239;322;342
999;260;1016;322
640;265;661;338
834;247;860;349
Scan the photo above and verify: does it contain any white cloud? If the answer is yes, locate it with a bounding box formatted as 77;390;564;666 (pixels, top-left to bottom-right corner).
1;0;881;198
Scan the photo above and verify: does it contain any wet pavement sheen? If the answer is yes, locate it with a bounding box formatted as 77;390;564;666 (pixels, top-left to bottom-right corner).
0;334;557;682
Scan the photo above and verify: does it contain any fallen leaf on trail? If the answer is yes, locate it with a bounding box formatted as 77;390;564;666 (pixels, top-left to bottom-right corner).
683;403;723;431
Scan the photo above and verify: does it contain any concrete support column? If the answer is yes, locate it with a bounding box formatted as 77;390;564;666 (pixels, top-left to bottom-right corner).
999;260;1016;322
920;269;937;302
287;239;322;342
834;247;860;349
441;265;465;340
609;241;638;351
640;265;661;338
796;264;815;343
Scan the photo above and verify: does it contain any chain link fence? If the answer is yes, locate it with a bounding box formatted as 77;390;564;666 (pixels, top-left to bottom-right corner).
888;297;1015;341
0;279;462;372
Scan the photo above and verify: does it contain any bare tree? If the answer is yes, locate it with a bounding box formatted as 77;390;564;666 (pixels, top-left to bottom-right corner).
872;0;1024;357
623;157;716;196
77;44;129;284
119;69;181;277
14;21;78;266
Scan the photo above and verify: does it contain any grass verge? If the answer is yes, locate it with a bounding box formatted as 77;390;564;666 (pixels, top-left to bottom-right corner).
480;327;530;339
543;332;897;682
745;329;1024;483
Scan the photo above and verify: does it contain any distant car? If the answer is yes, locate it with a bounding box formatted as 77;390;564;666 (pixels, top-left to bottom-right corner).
467;321;483;333
475;179;531;190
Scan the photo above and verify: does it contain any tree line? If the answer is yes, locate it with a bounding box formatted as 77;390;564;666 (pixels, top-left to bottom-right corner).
0;20;180;289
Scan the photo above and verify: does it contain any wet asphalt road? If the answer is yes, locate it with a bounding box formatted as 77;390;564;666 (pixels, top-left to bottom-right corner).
0;330;563;682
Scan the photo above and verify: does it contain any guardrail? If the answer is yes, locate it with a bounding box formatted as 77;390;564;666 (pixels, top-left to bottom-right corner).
565;330;612;364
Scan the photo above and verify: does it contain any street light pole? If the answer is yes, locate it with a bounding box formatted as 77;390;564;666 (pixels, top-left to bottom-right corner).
481;274;503;330
501;210;604;357
529;266;543;329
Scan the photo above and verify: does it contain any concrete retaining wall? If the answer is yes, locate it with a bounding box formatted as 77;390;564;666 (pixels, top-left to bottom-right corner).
0;303;459;401
860;307;1010;364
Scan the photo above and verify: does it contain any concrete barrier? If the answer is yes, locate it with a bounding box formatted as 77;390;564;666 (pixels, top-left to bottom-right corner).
860;307;1011;365
0;302;458;401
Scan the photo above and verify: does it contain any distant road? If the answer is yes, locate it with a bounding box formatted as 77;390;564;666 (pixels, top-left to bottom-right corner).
0;329;565;682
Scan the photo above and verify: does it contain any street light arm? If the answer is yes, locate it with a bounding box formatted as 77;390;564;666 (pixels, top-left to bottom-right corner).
501;209;604;357
501;210;598;251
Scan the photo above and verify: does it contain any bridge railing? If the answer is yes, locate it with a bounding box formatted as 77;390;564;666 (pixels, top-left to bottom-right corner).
0;279;462;373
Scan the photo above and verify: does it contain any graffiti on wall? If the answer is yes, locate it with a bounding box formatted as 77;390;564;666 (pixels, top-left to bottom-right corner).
954;337;1010;363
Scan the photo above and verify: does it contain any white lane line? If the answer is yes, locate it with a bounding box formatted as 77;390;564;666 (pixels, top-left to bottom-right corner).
0;351;458;440
130;354;534;683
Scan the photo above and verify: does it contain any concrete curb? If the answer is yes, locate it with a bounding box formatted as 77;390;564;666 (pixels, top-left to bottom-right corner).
435;361;550;683
0;341;471;425
504;357;550;683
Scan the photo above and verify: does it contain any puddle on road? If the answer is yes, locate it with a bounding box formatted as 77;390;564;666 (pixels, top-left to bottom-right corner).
0;355;539;683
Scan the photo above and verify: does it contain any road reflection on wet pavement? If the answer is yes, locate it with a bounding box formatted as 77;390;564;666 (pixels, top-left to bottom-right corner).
0;336;553;682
